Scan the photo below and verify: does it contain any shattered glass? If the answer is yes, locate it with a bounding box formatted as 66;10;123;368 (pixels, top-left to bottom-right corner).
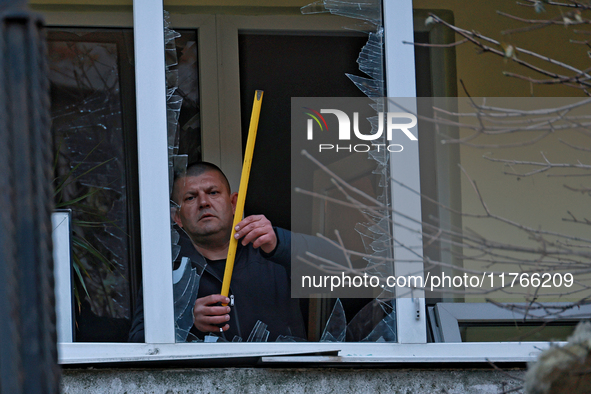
348;298;395;342
275;335;308;342
165;15;188;342
162;12;199;284
161;13;205;343
173;257;205;342
320;299;347;342
208;299;397;344
164;11;185;196
166;0;393;344
48;31;134;341
163;11;202;185
302;1;394;294
204;334;221;343
247;320;271;343
320;298;396;343
49;21;201;342
299;0;396;342
301;0;381;26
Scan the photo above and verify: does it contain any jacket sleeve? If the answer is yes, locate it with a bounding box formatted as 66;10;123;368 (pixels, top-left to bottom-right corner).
261;227;291;270
264;227;345;276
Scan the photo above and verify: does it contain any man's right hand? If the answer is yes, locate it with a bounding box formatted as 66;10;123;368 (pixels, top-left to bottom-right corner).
193;294;231;333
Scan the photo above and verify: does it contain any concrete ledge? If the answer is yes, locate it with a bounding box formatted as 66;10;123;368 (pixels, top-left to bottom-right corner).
61;367;526;393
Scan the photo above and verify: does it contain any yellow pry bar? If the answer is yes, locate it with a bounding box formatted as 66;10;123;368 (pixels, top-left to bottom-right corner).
220;90;263;301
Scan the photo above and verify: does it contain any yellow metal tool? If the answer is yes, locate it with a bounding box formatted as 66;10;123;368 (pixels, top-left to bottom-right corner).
220;90;263;302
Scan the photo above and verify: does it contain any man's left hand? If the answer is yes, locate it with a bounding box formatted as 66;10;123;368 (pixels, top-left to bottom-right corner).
234;215;277;254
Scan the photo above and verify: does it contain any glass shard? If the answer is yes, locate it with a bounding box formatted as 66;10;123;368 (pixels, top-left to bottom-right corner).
247;320;270;342
360;306;396;342
320;299;347;342
204;334;220;343
346;299;395;342
173;257;205;342
301;0;382;26
276;335;308;342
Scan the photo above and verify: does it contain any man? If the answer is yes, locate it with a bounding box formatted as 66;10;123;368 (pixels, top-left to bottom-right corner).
129;162;306;342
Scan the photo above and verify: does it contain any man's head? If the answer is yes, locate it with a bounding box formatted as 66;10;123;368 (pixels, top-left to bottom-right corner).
172;162;237;247
172;162;232;202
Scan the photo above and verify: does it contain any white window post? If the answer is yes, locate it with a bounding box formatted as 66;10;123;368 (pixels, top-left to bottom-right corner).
383;0;427;344
133;0;175;343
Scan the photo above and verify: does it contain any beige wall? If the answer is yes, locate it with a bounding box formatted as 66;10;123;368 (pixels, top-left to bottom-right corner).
412;2;591;301
31;0;305;5
415;0;588;98
455;100;590;301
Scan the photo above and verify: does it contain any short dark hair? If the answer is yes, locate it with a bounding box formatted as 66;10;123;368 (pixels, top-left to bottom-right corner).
172;162;231;202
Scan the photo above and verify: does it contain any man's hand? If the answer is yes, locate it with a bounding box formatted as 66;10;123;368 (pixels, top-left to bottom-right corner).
234;214;277;254
193;294;231;333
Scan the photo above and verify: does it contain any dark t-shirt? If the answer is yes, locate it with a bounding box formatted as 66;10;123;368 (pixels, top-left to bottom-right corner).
204;257;225;288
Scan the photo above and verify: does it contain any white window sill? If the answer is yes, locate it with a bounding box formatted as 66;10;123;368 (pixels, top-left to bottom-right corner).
58;341;555;365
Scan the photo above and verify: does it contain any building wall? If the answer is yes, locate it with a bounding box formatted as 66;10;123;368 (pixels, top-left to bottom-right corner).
413;0;590;304
36;0;583;390
61;367;527;394
414;0;586;98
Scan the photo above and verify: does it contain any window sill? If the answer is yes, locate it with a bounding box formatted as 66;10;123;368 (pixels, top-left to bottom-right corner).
58;341;555;365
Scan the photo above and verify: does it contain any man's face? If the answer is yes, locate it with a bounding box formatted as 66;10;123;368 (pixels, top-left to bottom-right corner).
172;170;237;245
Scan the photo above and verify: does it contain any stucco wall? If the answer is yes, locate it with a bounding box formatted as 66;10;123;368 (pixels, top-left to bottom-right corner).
61;367;526;394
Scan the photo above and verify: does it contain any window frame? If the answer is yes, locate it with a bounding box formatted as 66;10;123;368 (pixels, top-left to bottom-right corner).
430;302;591;343
46;0;565;365
52;210;74;344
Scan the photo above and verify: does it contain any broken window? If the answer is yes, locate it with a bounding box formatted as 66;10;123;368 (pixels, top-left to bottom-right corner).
49;29;137;342
48;25;200;343
168;0;403;344
43;1;591;367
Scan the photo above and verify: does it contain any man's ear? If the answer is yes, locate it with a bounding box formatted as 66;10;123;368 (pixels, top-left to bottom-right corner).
171;206;183;228
230;192;238;215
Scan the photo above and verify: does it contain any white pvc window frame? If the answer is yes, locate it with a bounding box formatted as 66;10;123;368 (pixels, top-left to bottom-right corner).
384;0;427;345
52;210;74;344
47;0;563;365
431;303;591;343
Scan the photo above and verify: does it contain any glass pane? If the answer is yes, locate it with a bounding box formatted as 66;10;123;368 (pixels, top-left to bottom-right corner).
166;28;204;343
48;29;137;342
175;31;201;165
460;324;577;342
